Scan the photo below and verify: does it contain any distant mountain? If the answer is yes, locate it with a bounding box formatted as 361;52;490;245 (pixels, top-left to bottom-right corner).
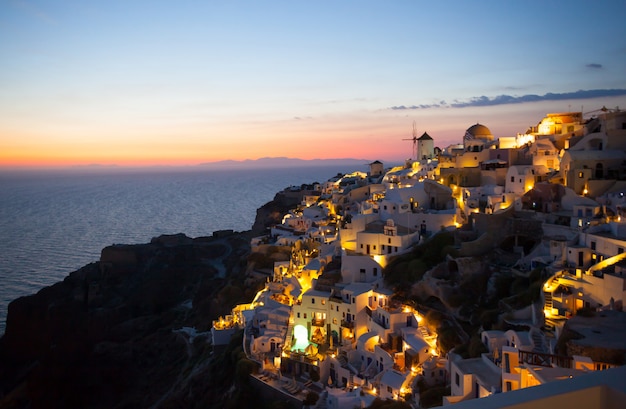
198;157;375;169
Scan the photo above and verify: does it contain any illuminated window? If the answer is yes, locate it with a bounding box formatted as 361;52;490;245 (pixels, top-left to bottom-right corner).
578;171;584;178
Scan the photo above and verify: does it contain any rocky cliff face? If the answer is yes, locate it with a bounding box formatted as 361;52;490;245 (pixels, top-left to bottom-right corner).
0;230;255;409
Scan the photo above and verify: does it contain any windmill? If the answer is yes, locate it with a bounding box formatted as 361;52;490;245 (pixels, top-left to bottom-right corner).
402;121;419;160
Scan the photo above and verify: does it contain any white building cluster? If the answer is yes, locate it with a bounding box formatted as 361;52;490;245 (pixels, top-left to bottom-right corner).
212;107;626;408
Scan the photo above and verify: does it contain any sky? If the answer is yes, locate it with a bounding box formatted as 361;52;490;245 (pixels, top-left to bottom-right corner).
1;0;626;168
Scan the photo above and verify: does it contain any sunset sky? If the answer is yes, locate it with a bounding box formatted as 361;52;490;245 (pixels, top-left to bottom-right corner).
1;0;626;168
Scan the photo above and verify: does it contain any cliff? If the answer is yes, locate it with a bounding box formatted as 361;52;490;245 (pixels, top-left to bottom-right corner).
0;188;306;409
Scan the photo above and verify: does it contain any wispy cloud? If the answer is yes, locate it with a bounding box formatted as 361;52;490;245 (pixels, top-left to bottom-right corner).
586;63;603;69
390;89;626;110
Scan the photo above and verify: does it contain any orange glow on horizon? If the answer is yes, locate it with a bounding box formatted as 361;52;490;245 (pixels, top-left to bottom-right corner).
4;98;615;169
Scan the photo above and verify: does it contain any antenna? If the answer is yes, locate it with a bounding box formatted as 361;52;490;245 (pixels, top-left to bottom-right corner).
402;121;419;160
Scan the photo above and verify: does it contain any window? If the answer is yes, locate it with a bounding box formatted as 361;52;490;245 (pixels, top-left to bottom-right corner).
373;245;376;250
506;381;512;392
504;354;511;373
332;318;337;324
510;176;514;183
311;298;315;304
382;245;385;250
304;313;307;319
578;171;584;178
373;267;378;276
455;372;460;386
297;312;300;318
591;241;596;250
352;297;355;304
360;244;363;249
321;299;326;305
387;386;393;393
388;238;391;244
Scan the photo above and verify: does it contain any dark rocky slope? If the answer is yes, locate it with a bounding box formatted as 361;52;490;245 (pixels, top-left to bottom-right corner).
0;189;305;409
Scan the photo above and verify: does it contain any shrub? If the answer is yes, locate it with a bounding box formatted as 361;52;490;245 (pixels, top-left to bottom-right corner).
302;391;319;406
420;386;450;408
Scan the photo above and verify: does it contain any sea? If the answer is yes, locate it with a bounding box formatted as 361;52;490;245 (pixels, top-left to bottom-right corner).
0;165;360;335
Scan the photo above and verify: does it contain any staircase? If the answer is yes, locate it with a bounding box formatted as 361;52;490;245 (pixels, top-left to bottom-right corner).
531;330;547;354
338;351;349;367
285;321;295;350
544;291;553;310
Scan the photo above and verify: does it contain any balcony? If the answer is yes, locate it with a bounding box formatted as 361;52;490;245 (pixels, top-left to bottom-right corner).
341;319;355;329
311;318;325;327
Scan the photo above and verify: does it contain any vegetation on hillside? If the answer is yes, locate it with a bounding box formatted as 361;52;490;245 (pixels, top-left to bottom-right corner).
383;231;456;294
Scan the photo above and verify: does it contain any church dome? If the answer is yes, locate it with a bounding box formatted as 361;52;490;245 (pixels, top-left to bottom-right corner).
464;123;494;142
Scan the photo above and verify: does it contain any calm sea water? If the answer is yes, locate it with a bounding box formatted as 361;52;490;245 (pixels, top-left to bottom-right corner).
0;166;354;335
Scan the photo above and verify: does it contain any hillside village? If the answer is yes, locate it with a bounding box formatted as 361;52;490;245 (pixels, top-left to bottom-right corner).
212;108;626;408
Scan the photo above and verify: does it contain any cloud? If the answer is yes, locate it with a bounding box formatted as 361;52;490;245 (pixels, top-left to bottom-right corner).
586;63;603;69
389;89;626;110
391;103;443;110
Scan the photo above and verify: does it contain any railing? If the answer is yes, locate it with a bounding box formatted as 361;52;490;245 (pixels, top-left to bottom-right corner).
341;320;355;329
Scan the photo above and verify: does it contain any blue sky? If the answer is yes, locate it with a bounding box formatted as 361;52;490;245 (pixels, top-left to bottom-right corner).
1;0;625;166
